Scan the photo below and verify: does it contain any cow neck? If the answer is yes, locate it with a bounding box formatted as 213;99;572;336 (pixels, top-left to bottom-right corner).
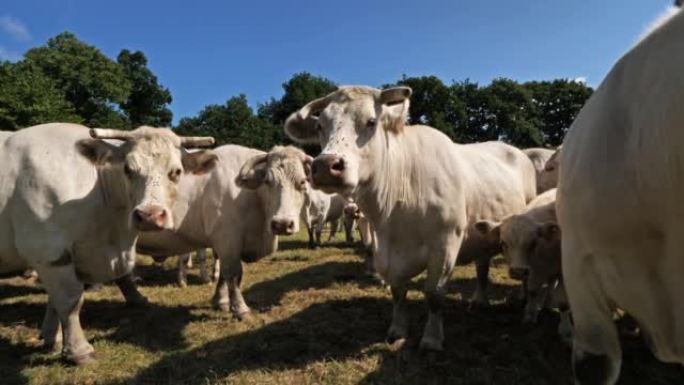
357;127;426;224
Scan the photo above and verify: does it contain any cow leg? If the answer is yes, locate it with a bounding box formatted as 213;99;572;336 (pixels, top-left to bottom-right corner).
344;217;354;244
386;284;408;344
114;273;150;308
307;224;315;249
565;248;621;385
34;263;95;365
211;272;230;312
315;220;323;248
177;254;190;287
197;249;211;284
211;254;220;283
523;285;550;324
328;219;339;241
420;234;462;351
471;257;491;306
40;301;62;351
227;261;250;319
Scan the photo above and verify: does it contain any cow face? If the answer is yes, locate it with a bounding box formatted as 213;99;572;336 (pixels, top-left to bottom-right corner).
237;146;312;236
284;86;411;195
475;217;561;289
76;127;217;232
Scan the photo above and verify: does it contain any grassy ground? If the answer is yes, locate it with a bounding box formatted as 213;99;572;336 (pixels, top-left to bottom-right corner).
1;229;683;385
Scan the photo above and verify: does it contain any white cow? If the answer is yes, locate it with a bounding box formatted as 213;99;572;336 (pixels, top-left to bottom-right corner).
120;145;313;318
285;86;536;350
0;123;216;364
343;201;378;276
176;249;220;287
523;147;557;193
301;189;352;248
558;5;684;384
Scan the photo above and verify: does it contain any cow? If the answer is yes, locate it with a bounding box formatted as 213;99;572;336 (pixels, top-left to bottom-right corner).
284;85;536;351
343;201;378;277
176;249;220;287
115;145;312;319
474;189;571;341
523;147;557;193
301;189;352;248
538;147;560;193
557;5;684;384
0;123;216;364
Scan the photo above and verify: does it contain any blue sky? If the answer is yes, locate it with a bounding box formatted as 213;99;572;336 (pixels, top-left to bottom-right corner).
0;0;676;124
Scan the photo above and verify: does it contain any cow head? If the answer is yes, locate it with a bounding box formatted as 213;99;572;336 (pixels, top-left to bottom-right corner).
475;216;561;288
76;127;217;232
343;201;361;220
236;146;312;236
284;86;411;195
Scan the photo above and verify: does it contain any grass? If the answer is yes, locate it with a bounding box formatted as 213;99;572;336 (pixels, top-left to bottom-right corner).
1;229;683;385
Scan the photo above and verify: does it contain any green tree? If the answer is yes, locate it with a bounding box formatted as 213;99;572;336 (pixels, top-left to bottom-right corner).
394;75;460;139
0;61;81;130
525;79;593;146
24;32;131;127
258;72;337;125
117;49;173;127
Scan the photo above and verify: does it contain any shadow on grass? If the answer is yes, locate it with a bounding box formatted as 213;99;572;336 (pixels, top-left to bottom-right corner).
132;262;209;288
244;260;366;312
0;299;203;354
0;335;30;385
0;281;44;301
278;238;358;251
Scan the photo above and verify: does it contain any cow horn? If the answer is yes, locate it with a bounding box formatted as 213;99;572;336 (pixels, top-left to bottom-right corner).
90;128;135;141
179;136;215;148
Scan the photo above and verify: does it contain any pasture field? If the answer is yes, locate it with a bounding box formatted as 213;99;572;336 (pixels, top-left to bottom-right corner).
1;230;682;385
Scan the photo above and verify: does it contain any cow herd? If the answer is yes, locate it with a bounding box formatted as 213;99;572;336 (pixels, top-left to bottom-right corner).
1;5;684;385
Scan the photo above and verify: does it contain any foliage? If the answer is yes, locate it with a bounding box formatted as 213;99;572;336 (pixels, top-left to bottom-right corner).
117;49;173;127
0;61;81;130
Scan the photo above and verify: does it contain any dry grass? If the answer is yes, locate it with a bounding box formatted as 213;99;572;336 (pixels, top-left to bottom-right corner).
1;230;682;385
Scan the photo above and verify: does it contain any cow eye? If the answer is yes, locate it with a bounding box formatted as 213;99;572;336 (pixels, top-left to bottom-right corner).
123;164;133;177
168;168;182;182
316;122;322;131
297;179;307;190
366;118;376;128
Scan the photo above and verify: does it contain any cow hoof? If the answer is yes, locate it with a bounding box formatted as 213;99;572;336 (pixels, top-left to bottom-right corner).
233;310;252;322
419;337;444;353
213;302;231;312
66;351;97;366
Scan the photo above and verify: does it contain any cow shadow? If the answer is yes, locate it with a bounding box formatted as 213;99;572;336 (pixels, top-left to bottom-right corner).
132;262;208;287
0;281;44;301
111;297;395;385
0;298;203;355
243;260;368;312
0;335;31;385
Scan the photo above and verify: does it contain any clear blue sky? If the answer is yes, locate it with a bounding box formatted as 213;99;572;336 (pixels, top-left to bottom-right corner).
0;0;676;124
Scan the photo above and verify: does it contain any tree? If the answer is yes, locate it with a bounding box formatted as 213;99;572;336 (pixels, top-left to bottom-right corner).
0;61;81;130
117;49;173;127
525;79;593;146
258;72;337;125
394;75;460;139
24;32;131;127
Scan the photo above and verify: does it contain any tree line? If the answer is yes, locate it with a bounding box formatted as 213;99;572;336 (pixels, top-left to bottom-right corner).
0;32;593;149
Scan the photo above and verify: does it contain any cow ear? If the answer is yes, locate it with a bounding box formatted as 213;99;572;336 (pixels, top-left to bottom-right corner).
236;153;269;189
284;95;332;144
183;149;218;175
474;220;501;242
75;139;123;165
379;87;412;132
537;222;561;241
379;86;412;106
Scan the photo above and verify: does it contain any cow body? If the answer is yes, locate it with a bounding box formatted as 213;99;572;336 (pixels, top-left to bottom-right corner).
285;86;535;350
558;7;684;384
133;145;311;317
523;147;556;193
301;190;351;247
0;123;215;364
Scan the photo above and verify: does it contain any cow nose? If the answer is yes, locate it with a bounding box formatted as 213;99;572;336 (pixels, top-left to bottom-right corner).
270;219;295;235
133;205;168;231
312;154;346;186
509;267;529;280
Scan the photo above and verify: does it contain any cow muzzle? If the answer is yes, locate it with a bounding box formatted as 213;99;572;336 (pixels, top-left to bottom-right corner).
270;218;296;235
311;154;348;190
133;205;169;231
